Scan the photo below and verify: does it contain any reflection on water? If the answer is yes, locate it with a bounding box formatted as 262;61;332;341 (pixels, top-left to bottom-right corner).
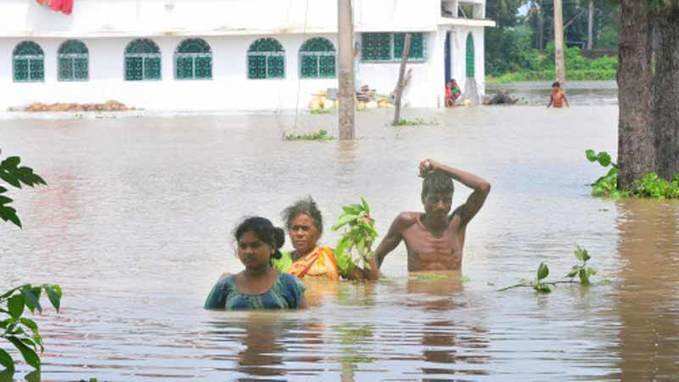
616;200;679;381
1;103;677;380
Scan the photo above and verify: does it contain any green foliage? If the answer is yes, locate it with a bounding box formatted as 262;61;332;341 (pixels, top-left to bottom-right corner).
1;151;61;377
585;149;625;198
534;262;552;293
487;45;618;83
566;246;597;286
332;198;378;277
309;108;332;115
499;246;600;293
0;284;62;374
284;129;334;141
630;172;679;199
0;151;47;228
393;118;437;127
586;149;679;199
487;0;620;79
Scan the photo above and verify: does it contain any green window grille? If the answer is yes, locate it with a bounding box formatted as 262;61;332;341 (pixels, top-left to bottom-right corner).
125;39;161;81
394;33;425;60
248;38;285;79
361;33;392;61
58;40;89;81
361;33;426;62
466;33;475;78
175;38;212;80
13;41;44;82
300;37;336;79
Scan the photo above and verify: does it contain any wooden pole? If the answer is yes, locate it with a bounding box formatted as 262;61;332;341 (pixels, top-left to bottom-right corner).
553;0;567;83
587;0;594;51
338;0;355;140
392;33;411;126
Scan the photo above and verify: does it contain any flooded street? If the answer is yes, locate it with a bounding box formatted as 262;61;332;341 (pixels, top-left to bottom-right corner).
1;100;678;380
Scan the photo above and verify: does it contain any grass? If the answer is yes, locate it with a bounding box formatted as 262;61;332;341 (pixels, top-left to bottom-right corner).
309;108;332;115
487;69;616;84
284;129;335;141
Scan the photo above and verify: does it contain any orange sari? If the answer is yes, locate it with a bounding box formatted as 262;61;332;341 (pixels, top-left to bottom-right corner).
287;246;341;281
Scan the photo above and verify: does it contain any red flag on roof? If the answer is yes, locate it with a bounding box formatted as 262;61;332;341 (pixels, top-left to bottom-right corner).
36;0;73;15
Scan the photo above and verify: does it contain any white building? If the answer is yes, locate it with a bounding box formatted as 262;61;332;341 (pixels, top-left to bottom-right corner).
0;0;494;112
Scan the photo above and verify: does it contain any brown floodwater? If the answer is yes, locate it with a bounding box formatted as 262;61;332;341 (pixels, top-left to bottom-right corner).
1;103;677;381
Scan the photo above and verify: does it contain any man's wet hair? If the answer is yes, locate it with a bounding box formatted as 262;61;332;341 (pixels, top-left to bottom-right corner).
421;171;455;202
552;81;561;88
282;196;323;234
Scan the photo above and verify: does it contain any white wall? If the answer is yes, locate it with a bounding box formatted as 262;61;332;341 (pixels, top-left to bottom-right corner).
0;0;450;37
0;0;490;111
0;33;447;111
447;26;485;97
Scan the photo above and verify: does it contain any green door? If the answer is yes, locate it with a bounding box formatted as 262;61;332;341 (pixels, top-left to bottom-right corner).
466;33;475;78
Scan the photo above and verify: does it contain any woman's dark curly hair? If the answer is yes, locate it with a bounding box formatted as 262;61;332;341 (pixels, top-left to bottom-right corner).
234;216;285;260
282;196;323;234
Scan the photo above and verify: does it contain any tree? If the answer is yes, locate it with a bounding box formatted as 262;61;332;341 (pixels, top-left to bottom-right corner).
1;150;62;378
616;0;655;187
617;0;679;187
650;3;679;180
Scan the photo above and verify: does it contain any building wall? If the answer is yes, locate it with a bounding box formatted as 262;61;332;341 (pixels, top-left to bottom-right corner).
1;33;449;111
0;0;490;111
0;0;447;36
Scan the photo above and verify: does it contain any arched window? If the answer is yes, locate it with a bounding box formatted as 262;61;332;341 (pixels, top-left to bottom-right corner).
13;41;44;82
58;40;89;81
125;39;161;81
175;38;212;80
247;38;285;79
300;37;336;79
465;33;475;78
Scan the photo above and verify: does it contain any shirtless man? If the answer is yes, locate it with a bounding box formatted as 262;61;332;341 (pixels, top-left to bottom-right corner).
373;160;491;272
547;81;569;108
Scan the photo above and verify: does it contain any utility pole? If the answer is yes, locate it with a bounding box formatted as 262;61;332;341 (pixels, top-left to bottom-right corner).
587;0;594;51
338;0;355;140
553;0;566;83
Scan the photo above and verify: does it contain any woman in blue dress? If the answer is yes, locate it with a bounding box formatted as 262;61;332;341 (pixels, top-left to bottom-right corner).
204;216;307;310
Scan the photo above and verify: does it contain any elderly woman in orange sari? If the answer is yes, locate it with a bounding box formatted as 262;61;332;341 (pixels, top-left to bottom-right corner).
273;197;374;281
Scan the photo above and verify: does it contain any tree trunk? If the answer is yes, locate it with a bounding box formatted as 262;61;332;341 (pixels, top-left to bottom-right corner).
553;0;567;83
392;33;411;126
617;0;655;188
338;0;355;140
651;8;679;180
587;0;594;51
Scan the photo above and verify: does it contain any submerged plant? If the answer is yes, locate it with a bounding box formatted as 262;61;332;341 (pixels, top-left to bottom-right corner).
284;129;334;141
332;198;378;276
393;118;438;127
566;246;597;285
499;246;600;294
309;108;332;115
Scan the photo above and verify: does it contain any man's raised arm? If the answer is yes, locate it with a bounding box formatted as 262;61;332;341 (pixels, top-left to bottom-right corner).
421;160;491;226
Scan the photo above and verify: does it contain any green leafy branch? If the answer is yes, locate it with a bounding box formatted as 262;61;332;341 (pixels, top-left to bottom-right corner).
0;284;62;374
0;150;47;228
585;149;679;199
585;149;624;198
499;246;600;293
332;198;378;277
